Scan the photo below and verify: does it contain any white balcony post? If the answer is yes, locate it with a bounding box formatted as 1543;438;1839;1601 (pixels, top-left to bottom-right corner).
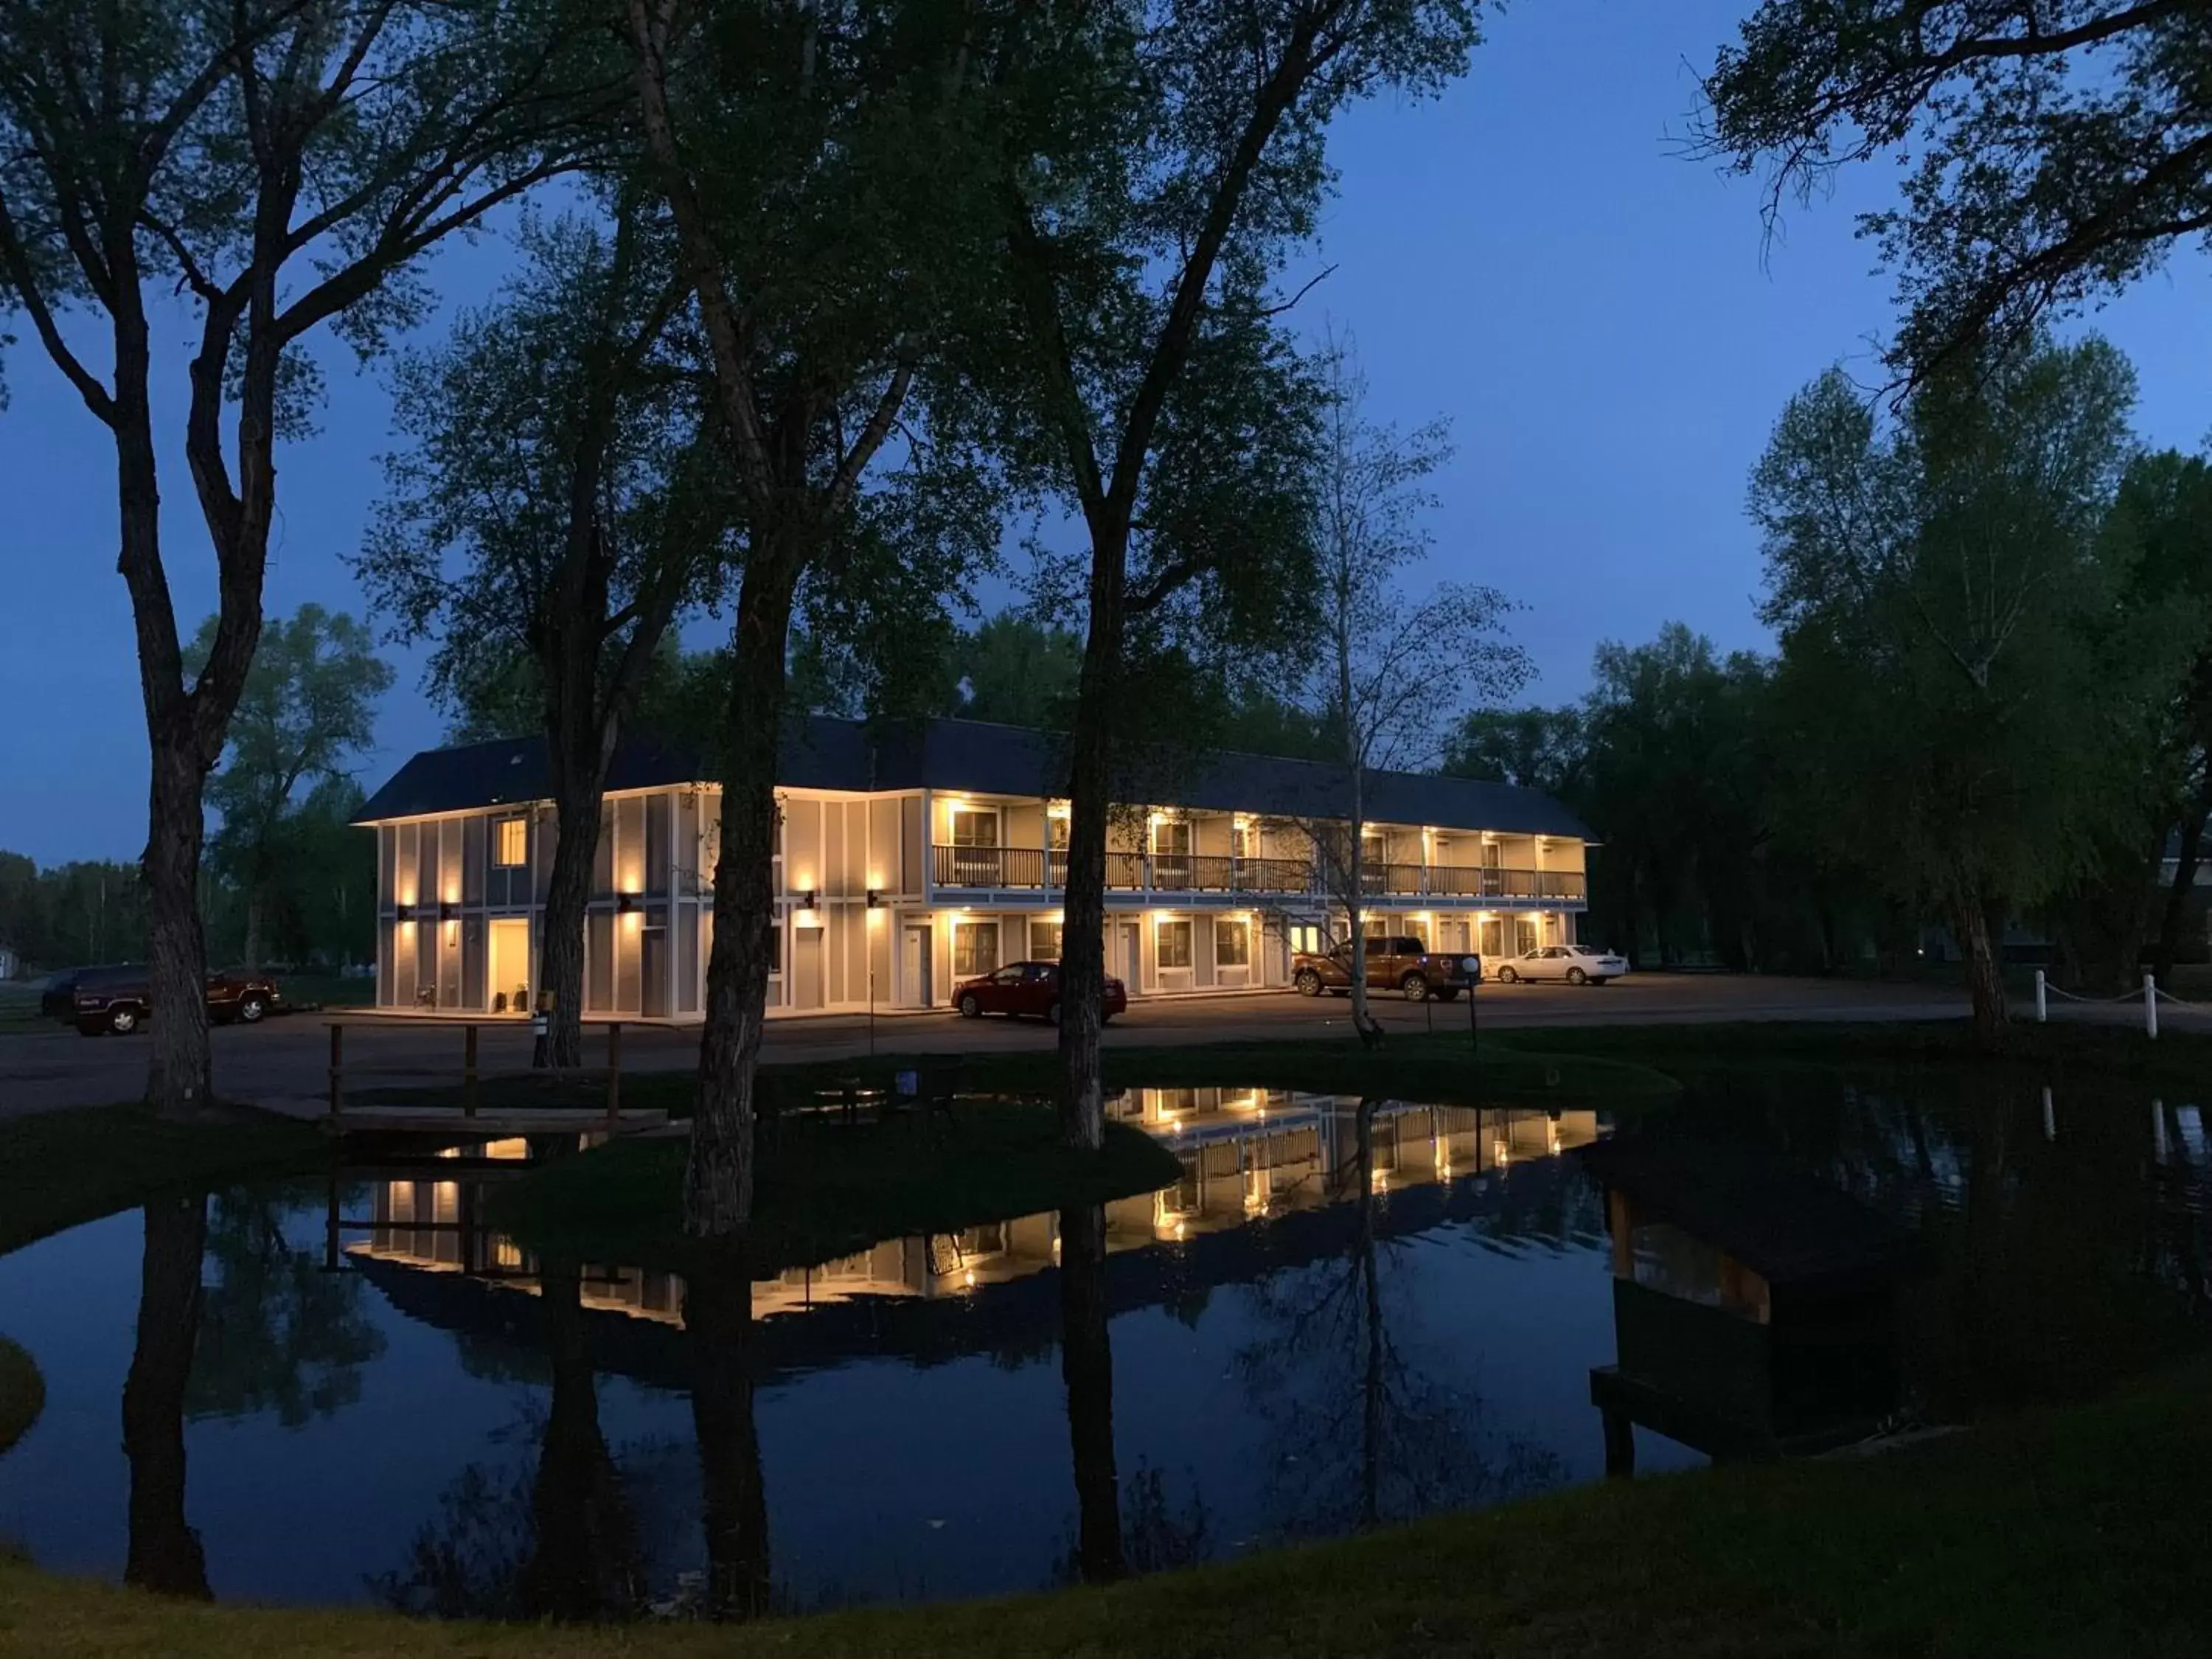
2034;968;2047;1024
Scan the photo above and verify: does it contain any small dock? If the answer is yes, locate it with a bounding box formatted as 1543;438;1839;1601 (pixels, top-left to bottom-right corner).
319;1020;668;1138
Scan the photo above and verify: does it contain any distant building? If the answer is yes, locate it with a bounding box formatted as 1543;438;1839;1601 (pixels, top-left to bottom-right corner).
355;715;1593;1021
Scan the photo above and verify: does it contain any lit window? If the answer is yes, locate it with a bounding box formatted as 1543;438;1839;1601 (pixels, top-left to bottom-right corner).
1031;919;1063;961
495;817;527;868
1048;815;1070;852
951;810;999;847
953;921;1000;977
1156;919;1193;970
1214;917;1250;967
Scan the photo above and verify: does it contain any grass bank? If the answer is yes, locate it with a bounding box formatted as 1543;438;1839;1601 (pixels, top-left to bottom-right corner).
8;1358;2210;1656
375;1030;1682;1121
490;1101;1184;1271
0;1335;41;1456
1514;1015;2212;1089
0;1103;327;1257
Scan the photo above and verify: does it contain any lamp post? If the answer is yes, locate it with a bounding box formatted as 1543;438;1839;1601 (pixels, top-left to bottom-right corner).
1463;956;1481;1061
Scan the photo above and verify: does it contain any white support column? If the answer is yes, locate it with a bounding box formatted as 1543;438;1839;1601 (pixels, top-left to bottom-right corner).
2034;968;2048;1023
2144;973;2159;1040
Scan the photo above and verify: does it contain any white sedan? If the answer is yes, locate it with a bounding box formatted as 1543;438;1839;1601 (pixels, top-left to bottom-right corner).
1490;945;1629;986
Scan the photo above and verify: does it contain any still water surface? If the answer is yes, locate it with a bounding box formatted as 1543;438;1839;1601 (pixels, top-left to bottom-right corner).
0;1068;2205;1616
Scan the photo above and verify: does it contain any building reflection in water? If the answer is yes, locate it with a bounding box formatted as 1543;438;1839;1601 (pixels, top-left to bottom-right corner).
342;1096;1601;1318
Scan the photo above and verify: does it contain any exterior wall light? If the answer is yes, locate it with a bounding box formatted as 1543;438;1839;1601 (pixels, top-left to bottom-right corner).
616;891;641;913
865;888;884;908
438;900;458;922
394;902;416;922
797;888;819;910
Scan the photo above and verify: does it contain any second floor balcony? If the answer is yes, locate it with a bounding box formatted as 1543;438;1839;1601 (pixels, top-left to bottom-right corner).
930;846;1587;904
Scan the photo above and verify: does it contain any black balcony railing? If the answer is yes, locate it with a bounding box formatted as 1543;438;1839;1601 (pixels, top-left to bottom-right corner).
929;844;1584;902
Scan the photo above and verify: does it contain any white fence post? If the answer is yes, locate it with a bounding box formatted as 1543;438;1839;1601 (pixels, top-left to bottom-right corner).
2144;973;2159;1040
2034;968;2048;1024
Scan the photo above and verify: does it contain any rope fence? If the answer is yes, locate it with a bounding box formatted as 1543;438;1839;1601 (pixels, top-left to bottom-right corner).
2033;970;2211;1038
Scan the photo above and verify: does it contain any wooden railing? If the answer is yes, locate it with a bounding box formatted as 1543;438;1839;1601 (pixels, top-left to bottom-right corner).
928;845;1583;902
326;1020;629;1130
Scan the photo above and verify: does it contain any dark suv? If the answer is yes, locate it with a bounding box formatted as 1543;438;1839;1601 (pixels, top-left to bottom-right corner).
62;964;284;1037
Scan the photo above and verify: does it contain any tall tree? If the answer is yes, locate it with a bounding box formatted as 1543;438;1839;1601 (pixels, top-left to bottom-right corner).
995;0;1489;1150
1750;338;2180;1042
2107;451;2212;982
955;613;1084;725
195;605;390;971
1704;0;2212;380
1294;332;1526;1038
625;0;1002;1234
1442;706;1586;798
0;0;606;1113
362;207;720;1066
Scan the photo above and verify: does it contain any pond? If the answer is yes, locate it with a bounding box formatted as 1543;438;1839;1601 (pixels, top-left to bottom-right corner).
0;1068;2207;1618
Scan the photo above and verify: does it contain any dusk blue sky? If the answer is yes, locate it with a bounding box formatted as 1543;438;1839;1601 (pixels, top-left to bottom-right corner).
2;0;2205;866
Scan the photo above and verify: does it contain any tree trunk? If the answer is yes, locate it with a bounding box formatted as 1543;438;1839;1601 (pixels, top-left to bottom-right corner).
2152;778;2212;985
1057;524;1127;1155
687;569;796;1237
1953;891;2010;1048
242;883;265;976
145;740;215;1114
539;782;605;1070
122;1194;210;1599
1058;1202;1124;1582
685;1240;771;1618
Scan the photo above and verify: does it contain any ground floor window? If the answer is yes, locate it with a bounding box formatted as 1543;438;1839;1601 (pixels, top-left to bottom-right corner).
1156;917;1193;970
1214;916;1250;967
1030;919;1062;961
1514;916;1540;955
1287;922;1324;956
953;920;1000;977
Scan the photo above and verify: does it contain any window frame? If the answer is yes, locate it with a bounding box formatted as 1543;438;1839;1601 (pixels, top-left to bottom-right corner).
493;815;529;869
1214;916;1251;968
953;919;1001;978
1155;917;1194;970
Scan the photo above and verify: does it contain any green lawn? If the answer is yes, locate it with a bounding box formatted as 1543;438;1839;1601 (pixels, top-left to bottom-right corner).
0;983;44;1034
8;1359;2211;1656
0;1103;327;1257
490;1099;1185;1270
369;1030;1683;1120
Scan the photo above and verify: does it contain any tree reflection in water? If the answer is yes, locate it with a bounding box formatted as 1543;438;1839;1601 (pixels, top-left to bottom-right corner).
684;1240;772;1619
122;1194;212;1599
1237;1101;1563;1537
373;1263;649;1620
1058;1201;1126;1584
189;1186;384;1424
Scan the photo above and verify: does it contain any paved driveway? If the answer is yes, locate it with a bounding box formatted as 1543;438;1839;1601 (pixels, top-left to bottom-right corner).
0;973;2003;1121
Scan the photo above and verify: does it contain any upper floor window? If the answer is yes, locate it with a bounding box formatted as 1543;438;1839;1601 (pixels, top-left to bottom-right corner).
1153;818;1192;856
1048;813;1070;852
495;817;527;868
952;808;999;847
1231;822;1251;860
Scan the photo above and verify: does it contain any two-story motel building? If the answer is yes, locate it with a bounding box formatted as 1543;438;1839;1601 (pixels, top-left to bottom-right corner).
353;716;1592;1021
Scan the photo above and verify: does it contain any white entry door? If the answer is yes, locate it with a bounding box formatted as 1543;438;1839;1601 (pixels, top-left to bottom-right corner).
902;925;933;1009
1118;922;1143;992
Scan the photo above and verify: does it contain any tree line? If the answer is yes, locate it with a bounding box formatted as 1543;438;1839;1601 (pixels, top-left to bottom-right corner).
1450;342;2212;1044
3;0;2203;1269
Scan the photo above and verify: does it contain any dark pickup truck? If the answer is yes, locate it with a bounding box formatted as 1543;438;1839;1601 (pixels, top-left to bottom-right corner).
48;963;285;1037
1290;936;1479;1002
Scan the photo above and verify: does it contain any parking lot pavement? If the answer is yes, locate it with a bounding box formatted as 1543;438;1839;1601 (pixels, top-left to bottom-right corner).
0;973;2009;1122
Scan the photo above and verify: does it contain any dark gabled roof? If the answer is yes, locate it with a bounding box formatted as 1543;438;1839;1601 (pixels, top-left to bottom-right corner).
356;714;1590;839
1575;1135;1919;1290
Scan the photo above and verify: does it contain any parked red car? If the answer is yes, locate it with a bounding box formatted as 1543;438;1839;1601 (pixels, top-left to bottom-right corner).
953;960;1127;1025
